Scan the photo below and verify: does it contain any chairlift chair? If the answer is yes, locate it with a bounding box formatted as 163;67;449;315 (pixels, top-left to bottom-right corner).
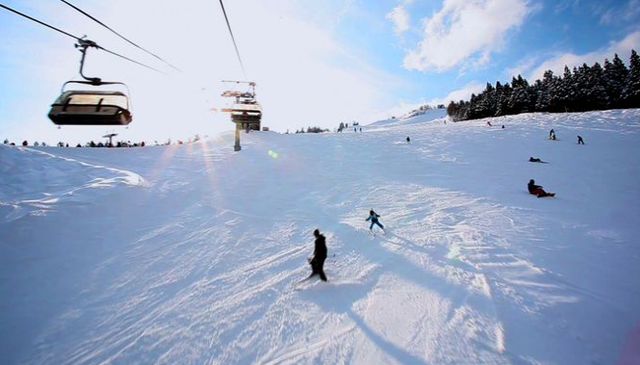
48;39;133;126
49;82;132;125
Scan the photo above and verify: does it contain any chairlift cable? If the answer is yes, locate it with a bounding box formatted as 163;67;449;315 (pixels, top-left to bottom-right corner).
0;2;162;73
97;46;165;73
0;3;80;41
59;0;181;72
218;0;245;75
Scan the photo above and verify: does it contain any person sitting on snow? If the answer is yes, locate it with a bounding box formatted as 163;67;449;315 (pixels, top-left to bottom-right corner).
577;135;585;145
528;179;555;198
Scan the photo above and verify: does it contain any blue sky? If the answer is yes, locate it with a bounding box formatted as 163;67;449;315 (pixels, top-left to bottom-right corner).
1;0;639;144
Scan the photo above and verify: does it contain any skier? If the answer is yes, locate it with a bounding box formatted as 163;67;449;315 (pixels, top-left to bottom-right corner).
308;229;328;281
406;136;411;143
577;135;585;145
528;179;555;198
366;209;385;233
549;129;556;140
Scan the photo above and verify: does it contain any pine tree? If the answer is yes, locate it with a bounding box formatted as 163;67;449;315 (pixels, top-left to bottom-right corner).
535;70;554;112
496;82;513;116
604;55;628;108
508;75;533;114
622;49;640;107
585;62;609;110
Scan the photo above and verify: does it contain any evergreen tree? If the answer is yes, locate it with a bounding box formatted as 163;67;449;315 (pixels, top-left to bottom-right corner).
622;49;640;107
584;62;609;110
535;70;554;111
496;82;512;116
508;75;533;113
603;54;628;108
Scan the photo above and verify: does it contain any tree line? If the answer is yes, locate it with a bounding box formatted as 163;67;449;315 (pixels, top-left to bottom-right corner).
447;50;640;121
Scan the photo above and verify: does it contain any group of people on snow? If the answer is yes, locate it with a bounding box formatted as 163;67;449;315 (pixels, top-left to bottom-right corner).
528;129;586;198
307;209;385;283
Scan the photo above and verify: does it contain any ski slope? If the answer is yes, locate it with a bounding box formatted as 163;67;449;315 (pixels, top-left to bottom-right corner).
1;109;639;365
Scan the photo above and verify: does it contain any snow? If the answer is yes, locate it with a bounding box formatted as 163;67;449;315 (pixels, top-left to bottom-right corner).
368;108;447;127
1;109;640;364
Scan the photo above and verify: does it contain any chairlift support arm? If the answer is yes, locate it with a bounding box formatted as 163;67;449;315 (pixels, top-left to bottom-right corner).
75;38;102;85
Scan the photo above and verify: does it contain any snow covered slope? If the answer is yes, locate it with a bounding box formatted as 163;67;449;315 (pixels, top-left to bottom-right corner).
1;110;639;365
369;107;447;128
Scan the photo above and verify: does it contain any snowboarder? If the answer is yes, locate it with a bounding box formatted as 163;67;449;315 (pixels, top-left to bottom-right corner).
549;129;556;140
366;209;385;233
529;157;547;163
528;179;555;198
308;229;328;281
577;135;585;145
406;136;411;143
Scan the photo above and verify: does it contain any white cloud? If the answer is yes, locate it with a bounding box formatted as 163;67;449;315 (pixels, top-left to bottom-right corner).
527;31;640;81
403;0;532;72
373;81;485;121
600;0;640;24
427;81;485;105
386;4;410;34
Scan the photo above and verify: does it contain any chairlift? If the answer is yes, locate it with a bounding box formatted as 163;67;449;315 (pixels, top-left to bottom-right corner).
48;39;133;126
221;80;262;130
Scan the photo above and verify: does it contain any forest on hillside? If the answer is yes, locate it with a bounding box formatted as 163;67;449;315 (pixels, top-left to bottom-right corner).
447;50;640;121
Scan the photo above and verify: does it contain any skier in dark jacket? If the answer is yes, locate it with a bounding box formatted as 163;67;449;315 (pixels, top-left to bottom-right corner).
308;229;328;281
366;209;385;232
528;179;555;198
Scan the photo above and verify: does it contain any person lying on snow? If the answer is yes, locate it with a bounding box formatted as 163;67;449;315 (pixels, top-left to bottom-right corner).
529;157;547;163
528;179;555;198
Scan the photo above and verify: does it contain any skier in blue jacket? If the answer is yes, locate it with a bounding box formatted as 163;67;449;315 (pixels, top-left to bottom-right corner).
366;209;385;232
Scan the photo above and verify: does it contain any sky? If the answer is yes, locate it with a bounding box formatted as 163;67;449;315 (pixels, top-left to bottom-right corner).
0;0;639;144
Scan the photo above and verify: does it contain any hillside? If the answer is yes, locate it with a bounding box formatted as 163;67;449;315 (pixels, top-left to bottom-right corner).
1;109;639;365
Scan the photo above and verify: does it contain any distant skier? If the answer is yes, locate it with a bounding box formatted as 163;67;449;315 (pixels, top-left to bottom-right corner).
487;121;493;126
501;125;505;129
549;129;556;140
577;135;585;145
22;140;28;146
406;136;411;143
528;179;555;198
366;209;385;233
308;229;328;281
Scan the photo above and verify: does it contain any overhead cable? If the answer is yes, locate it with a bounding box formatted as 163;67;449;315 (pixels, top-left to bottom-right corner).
218;0;246;75
0;2;162;73
59;0;181;72
1;3;80;40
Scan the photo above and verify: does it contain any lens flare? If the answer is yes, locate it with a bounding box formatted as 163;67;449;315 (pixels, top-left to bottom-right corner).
268;150;279;159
